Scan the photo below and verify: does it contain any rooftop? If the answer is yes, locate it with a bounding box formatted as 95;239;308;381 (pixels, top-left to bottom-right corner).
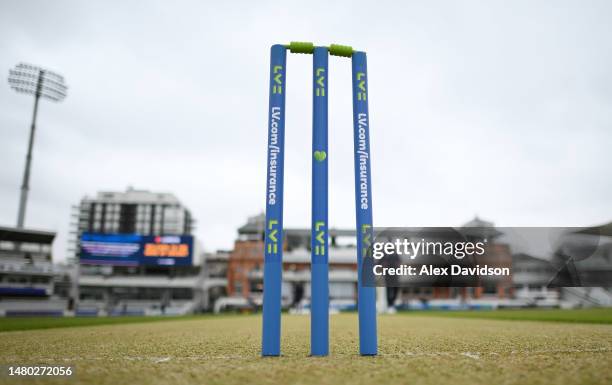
83;187;182;205
0;226;56;244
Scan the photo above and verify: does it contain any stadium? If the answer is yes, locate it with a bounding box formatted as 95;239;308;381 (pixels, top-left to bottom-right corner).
1;1;612;384
1;190;611;384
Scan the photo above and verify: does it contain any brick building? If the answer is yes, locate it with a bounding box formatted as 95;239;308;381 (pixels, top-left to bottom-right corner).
228;214;359;309
228;214;522;310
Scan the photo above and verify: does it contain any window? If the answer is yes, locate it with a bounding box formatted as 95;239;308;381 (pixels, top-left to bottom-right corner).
172;288;193;300
234;281;243;293
483;284;497;294
329;283;355;299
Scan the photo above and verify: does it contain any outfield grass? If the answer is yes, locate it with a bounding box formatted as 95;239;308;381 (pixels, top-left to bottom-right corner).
405;308;612;324
0;313;610;385
0;314;207;333
0;308;610;333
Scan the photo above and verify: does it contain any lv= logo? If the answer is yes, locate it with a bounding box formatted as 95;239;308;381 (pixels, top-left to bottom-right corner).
273;66;283;94
357;72;366;101
314;221;326;255
315;68;325;97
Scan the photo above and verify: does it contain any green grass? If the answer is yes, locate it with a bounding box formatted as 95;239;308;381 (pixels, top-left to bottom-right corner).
0;308;609;333
404;308;612;324
0;314;205;332
0;313;610;385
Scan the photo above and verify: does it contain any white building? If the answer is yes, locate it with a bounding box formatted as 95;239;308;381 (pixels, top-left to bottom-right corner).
69;187;193;259
70;188;215;316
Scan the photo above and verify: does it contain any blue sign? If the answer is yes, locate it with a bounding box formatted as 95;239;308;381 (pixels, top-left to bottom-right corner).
80;233;193;266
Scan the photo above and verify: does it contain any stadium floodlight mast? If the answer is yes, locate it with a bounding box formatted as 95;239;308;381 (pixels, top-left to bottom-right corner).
8;63;68;228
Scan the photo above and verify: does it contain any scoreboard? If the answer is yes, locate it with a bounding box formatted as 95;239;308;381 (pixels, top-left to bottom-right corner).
80;233;194;266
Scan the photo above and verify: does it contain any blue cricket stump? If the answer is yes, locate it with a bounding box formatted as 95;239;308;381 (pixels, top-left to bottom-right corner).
351;51;378;355
311;46;330;356
262;44;287;357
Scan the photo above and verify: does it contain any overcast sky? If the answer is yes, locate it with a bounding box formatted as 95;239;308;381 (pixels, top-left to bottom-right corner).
1;1;611;262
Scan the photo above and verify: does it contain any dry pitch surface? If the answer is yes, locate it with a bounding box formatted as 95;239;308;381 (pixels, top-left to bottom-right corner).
1;313;611;385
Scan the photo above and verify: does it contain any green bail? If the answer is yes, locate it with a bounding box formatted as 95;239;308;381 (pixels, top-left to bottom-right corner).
329;44;353;57
288;41;315;54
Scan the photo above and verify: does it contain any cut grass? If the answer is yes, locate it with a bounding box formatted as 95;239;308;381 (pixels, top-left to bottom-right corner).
403;308;612;324
0;308;610;333
0;315;203;333
0;313;610;385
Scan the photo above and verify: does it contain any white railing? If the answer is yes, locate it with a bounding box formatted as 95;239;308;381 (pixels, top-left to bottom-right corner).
0;262;58;275
78;275;199;288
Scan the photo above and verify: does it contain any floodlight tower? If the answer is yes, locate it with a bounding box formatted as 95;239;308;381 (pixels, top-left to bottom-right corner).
8;63;67;228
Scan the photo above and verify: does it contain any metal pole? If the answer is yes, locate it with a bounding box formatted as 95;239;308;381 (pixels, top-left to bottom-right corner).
16;69;43;228
262;44;287;356
311;46;329;356
351;51;377;355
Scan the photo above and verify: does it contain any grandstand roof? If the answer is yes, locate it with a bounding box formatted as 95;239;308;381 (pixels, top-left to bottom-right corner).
0;226;56;244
